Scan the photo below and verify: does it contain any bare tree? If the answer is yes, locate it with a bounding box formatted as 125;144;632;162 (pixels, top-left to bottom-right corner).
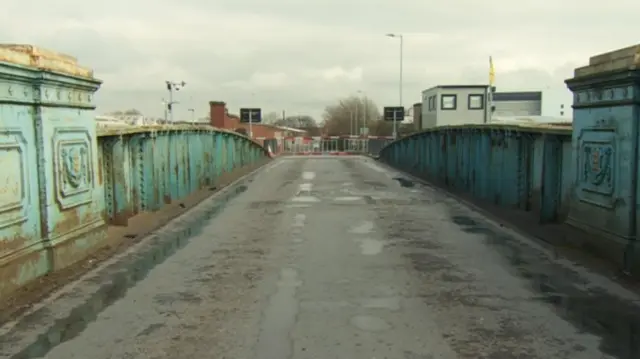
368;119;414;136
322;96;381;136
123;108;142;115
274;115;322;136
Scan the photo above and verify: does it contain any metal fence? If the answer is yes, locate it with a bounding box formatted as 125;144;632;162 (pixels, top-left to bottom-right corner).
257;136;394;156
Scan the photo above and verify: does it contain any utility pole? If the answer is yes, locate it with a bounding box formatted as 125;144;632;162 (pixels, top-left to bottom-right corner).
363;95;368;136
165;80;186;123
350;111;354;136
162;98;168;123
355;101;359;136
385;33;403;139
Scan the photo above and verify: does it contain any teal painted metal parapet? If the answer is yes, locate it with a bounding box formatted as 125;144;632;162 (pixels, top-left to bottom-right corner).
0;44;271;300
378;123;573;224
97;125;270;226
0;45;106;299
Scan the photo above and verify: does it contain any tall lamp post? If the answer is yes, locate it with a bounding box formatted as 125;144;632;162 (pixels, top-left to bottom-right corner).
165;80;186;123
249;92;256;138
356;89;365;136
385;33;403;139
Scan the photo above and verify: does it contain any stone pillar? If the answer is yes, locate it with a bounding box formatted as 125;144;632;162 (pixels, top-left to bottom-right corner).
209;101;227;128
0;44;106;291
565;44;640;256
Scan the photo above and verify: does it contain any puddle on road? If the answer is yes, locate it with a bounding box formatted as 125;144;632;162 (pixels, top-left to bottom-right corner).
285;204;311;209
350;221;374;234
349;315;392;332
292;213;306;227
358;238;385;256
255;268;301;359
393;177;415;188
1;182;253;359
334;196;363;202
291;196;320;203
450;213;640;359
302;171;316;180
298;183;313;192
361;297;401;311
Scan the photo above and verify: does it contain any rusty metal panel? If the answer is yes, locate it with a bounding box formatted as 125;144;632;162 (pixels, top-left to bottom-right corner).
378;123;573;225
100;137;133;225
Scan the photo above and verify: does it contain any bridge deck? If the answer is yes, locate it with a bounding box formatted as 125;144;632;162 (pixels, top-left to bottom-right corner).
3;156;637;358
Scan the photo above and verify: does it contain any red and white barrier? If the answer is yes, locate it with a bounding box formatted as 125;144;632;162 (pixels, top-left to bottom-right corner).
282;135;394;141
259;135;394;157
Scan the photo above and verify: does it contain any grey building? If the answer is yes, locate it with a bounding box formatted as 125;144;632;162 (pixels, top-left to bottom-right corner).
421;85;491;129
492;91;542;116
420;85;544;129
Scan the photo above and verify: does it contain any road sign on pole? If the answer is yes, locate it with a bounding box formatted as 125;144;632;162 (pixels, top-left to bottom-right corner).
383;106;404;122
239;108;262;138
239;108;262;123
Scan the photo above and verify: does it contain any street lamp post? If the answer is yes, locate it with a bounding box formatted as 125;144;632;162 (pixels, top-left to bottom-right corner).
356;90;364;136
161;98;168;123
386;33;403;139
165;80;186;123
249;92;256;138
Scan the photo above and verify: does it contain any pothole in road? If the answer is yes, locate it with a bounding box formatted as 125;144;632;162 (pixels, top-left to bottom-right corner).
393;177;415;188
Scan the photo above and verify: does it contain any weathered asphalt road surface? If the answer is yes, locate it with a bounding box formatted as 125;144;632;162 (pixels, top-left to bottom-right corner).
31;157;640;358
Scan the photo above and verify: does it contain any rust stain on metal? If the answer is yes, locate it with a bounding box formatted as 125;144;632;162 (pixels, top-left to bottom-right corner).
0;232;31;255
154;183;160;207
52;208;82;238
52;205;100;240
96;152;103;186
0;249;45;298
0;44;95;78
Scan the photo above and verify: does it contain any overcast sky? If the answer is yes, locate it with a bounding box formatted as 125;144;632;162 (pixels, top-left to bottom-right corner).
1;0;638;121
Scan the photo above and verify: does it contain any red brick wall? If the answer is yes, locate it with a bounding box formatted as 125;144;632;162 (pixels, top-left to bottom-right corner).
209;101;303;139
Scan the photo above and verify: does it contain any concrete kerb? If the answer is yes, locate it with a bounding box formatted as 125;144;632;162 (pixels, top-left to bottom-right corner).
0;159;278;359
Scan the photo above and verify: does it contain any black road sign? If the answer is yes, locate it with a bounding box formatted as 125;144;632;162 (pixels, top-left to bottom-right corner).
240;108;262;123
383;106;404;121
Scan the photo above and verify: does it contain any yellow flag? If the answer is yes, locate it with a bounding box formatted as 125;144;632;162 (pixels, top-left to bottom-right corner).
489;56;495;86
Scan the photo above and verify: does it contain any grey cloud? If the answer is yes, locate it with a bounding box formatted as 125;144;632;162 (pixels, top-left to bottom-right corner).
1;0;639;122
38;27;146;74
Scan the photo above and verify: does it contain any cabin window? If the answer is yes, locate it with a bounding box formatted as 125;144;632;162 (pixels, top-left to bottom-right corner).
441;94;457;110
468;94;484;110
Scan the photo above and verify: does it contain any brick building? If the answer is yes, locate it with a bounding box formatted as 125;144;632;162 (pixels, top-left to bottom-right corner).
209;101;306;139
